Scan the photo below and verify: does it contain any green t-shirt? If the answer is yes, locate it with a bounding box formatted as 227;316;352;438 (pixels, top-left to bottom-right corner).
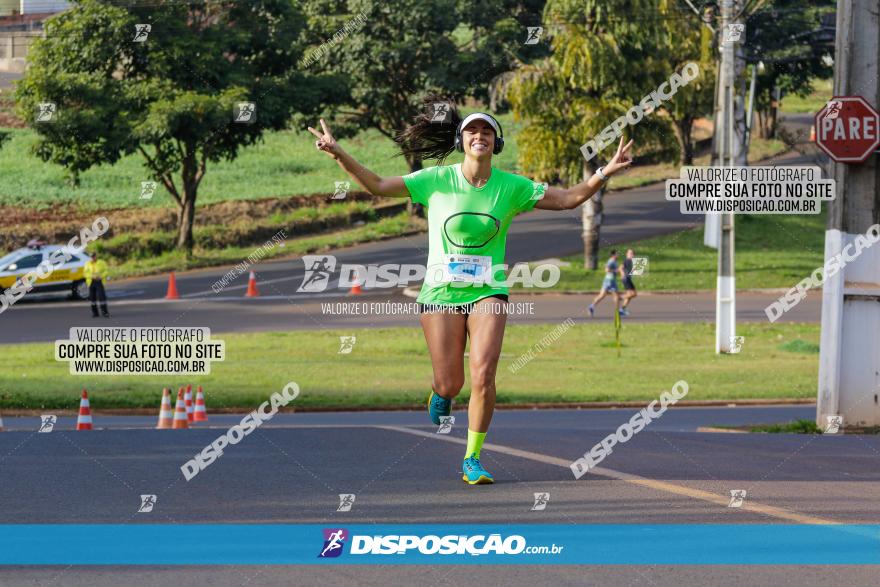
403;163;545;305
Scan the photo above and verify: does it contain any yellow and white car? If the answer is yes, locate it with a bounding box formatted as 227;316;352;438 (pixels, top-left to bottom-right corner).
0;243;91;299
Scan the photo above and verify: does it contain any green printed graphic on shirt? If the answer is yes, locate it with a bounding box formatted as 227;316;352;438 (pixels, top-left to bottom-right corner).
402;164;544;305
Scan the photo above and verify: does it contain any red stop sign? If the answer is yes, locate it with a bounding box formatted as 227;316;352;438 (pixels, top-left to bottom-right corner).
815;96;880;163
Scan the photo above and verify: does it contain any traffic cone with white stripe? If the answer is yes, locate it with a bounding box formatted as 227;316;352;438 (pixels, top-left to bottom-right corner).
156;388;173;429
76;389;93;431
245;271;260;297
193;385;208;422
172;387;189;429
185;384;194;422
349;269;362;295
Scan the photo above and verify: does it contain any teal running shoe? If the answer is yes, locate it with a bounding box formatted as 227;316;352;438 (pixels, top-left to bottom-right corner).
462;455;494;485
428;391;452;425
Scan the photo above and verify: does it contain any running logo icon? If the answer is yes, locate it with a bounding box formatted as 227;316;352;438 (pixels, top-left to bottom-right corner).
337;494;355;512
728;489;747;508
338;336;356;354
140;181;157;200
332;181;350;200
531;182;547;201
531;492;550;511
234;102;257;124
133;24;151;42
138;494;157;513
36;102;56;123
824;100;842;120
525;26;543;44
431;102;451;123
729;336;745;354
298;255;337;292
824;415;843;434
724;24;745;44
630;257;648;276
38;415;57;433
437;415;454;434
318;528;348;558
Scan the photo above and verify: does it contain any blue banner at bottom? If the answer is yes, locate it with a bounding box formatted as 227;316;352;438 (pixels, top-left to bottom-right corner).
1;524;879;565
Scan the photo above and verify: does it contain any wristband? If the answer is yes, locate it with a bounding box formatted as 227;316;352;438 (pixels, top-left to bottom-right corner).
595;166;609;182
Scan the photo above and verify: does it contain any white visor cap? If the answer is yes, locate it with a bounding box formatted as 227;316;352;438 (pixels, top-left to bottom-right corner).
459;112;500;136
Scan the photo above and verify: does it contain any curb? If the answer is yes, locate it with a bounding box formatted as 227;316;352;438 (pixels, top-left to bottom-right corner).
696;426;749;433
0;398;816;417
403;286;792;298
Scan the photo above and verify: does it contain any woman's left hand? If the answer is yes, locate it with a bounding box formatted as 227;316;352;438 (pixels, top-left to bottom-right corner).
603;136;634;177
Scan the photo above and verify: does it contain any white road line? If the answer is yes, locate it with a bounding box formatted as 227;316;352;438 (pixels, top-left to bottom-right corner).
375;424;840;526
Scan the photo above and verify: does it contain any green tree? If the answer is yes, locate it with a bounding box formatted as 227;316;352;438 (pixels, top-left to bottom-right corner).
663;13;715;165
745;0;835;138
299;0;546;173
16;0;342;251
507;0;707;268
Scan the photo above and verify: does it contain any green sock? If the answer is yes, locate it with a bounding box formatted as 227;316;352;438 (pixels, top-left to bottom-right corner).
465;429;487;459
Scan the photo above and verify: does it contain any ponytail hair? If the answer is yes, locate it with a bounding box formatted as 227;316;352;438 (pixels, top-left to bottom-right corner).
396;94;462;165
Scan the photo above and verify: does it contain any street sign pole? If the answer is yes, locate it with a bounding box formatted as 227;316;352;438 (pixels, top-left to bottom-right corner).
817;0;880;429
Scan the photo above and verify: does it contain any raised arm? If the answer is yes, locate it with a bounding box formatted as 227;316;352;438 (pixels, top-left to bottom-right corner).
307;119;410;198
536;137;634;210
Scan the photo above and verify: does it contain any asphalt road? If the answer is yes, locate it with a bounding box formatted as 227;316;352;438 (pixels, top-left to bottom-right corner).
0;70;22;91
1;405;877;585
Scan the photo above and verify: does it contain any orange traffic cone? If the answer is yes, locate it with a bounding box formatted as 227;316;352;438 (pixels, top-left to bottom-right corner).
76;388;93;430
165;272;180;299
349;270;362;295
193;386;208;422
185;384;194;422
809;124;816;142
245;271;260;297
172;387;189;429
156;388;173;429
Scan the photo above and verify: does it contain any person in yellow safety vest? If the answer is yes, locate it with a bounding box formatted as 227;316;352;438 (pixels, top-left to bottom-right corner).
84;252;110;318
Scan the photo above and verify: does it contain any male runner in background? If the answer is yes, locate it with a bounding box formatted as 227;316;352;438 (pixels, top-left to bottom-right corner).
620;249;638;316
589;250;624;318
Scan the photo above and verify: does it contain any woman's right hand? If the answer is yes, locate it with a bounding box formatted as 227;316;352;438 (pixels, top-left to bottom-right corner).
307;119;342;159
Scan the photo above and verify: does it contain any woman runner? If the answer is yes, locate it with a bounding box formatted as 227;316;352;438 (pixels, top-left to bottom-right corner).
308;104;634;484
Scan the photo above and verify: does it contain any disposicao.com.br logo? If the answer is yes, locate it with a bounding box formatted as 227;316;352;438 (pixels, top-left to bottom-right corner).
318;528;564;558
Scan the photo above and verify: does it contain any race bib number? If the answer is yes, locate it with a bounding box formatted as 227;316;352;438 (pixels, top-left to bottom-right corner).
443;254;493;284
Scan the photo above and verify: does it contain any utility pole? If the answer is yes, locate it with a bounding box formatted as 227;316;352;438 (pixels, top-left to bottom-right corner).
817;0;880;429
714;0;747;354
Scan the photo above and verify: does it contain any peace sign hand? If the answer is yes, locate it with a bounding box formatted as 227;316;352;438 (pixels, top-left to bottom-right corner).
307;118;341;159
603;136;634;177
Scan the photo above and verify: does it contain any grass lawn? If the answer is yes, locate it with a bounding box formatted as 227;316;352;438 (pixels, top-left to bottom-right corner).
0;113;527;210
745;420;823;434
0;126;405;210
0;322;819;410
780;78;833;114
541;212;825;292
0;113;788;211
